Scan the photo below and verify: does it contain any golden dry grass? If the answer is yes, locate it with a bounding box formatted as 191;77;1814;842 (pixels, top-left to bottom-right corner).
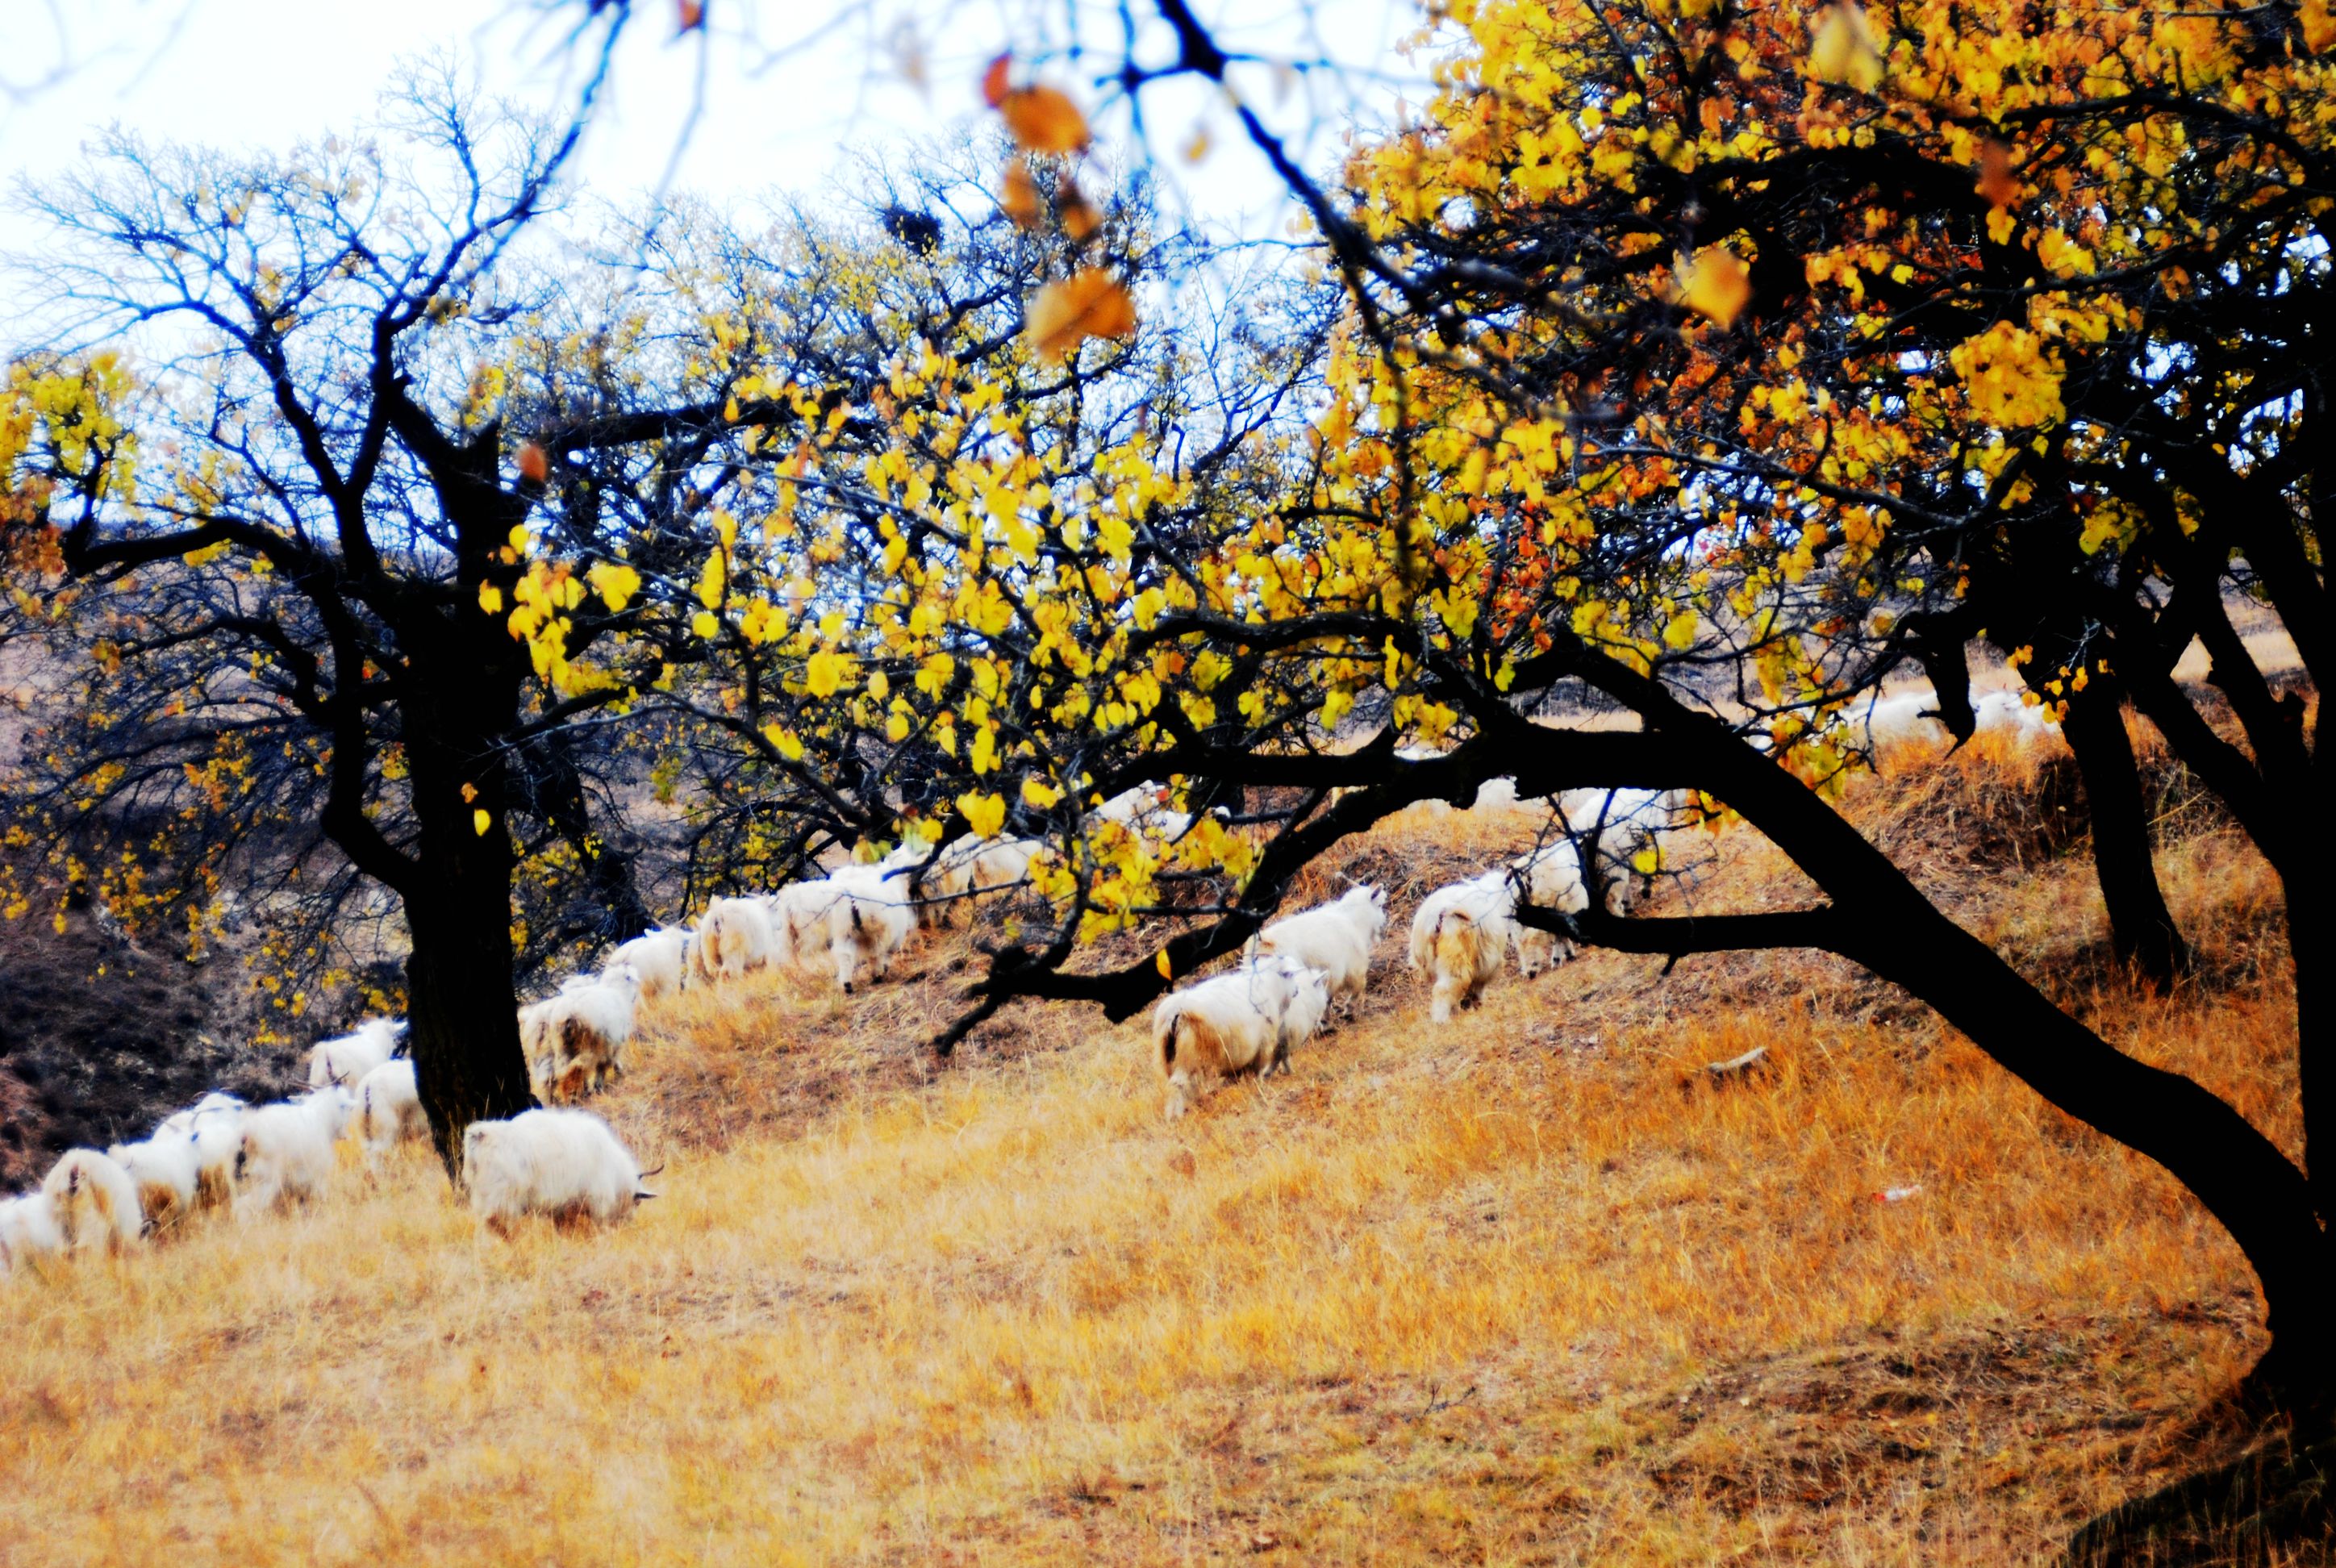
0;736;2304;1564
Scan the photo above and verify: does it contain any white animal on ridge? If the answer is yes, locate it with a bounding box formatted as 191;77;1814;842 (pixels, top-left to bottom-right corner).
307;1017;404;1091
1408;873;1520;1024
463;1108;654;1236
355;1058;431;1170
524;965;644;1103
1508;839;1591;976
1252;884;1387;1020
823;864;916;992
232;1090;352;1214
106;1134;203;1233
607;928;691;999
0;1192;64;1274
1149;956;1329;1120
188;1114;244;1214
156;1090;245;1137
1555;788;1691;915
40;1148;143;1254
692;895;782;984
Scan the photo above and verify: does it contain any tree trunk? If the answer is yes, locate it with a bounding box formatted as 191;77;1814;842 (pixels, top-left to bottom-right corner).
404;866;537;1176
2058;683;2189;990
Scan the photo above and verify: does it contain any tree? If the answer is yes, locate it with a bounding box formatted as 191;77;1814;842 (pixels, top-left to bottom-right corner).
0;73;755;1168
508;0;2334;1420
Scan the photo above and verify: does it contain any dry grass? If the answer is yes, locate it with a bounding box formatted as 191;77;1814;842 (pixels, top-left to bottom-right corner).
0;734;2305;1564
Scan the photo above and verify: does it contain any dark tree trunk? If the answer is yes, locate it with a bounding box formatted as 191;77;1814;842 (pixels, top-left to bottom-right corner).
404;865;536;1176
2058;682;2189;990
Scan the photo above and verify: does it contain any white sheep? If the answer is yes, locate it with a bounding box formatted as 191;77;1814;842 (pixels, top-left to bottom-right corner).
1150;956;1326;1120
1555;788;1689;915
188;1114;244;1214
920;834;1040;923
822;865;916;992
232;1089;352;1214
40;1148;144;1253
692;895;782;983
307;1016;404;1091
607;927;691;999
1509;839;1591;976
764;880;839;972
0;1192;64;1275
525;965;644;1103
462;1107;654;1236
1253;884;1387;1020
156;1090;246;1137
355;1058;430;1170
106;1134;203;1233
1408;872;1519;1024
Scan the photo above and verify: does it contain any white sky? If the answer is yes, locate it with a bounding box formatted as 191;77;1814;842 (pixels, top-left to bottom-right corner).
0;0;1427;257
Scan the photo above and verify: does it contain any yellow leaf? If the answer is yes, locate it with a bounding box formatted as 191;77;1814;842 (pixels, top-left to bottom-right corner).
473;809;492;837
1022;776;1063;809
1026;269;1137;361
1155;949;1173;981
587;561;640;612
999;85;1090;155
1679;247;1751;327
478;582;503;615
1808;3;1884;92
1662;610;1699;650
957;790;1006;839
692;611;720;640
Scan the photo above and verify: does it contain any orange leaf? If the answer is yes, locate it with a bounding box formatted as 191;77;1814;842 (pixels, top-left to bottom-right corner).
2309;0;2336;52
1025;269;1137;361
1976;140;2017;210
1057;172;1100;242
980;53;1012;109
1000;157;1044;228
676;0;704;33
1678;247;1751;328
1001;85;1090;155
516;443;549;485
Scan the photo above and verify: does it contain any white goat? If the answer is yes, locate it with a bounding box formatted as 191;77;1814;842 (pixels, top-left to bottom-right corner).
40;1148;144;1253
1408;873;1519;1024
232;1089;352;1214
819;865;916;992
0;1192;64;1274
355;1058;430;1170
307;1017;404;1091
106;1134;203;1233
188;1114;244;1214
1149;956;1327;1120
156;1090;246;1137
692;895;782;983
462;1108;654;1236
1509;839;1591;977
525;965;644;1103
608;927;691;999
1253;884;1387;1020
1555;788;1690;915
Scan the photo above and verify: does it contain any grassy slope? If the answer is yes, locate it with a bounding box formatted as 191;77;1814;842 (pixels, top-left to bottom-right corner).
0;736;2302;1565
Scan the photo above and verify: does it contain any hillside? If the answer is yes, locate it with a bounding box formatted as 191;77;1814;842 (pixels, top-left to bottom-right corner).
0;731;2309;1564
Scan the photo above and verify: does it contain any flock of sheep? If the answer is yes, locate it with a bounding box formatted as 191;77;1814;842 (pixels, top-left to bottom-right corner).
0;781;1695;1278
0;1011;659;1278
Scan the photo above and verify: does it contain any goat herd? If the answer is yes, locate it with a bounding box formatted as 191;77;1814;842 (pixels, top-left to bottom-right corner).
0;785;1687;1278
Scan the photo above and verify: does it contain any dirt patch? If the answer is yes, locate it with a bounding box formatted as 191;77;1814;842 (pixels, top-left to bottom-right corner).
0;903;306;1186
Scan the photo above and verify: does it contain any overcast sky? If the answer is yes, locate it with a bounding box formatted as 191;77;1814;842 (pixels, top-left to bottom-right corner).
0;0;1425;257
